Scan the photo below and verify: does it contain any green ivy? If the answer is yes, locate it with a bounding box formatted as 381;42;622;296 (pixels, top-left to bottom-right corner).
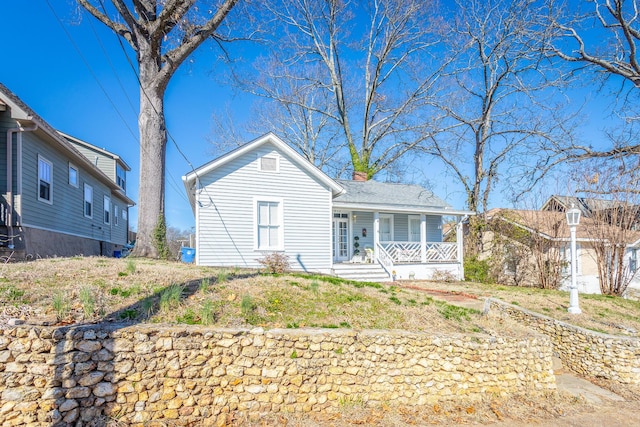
464;256;493;284
153;214;170;259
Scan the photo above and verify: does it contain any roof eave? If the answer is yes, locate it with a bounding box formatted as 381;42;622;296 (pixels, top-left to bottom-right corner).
332;201;474;216
58;131;132;171
0;85;135;203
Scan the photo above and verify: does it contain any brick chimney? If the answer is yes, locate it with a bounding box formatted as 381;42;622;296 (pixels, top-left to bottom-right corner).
352;171;368;181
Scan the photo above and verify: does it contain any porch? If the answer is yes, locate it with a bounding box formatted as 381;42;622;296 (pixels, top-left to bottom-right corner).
331;210;465;281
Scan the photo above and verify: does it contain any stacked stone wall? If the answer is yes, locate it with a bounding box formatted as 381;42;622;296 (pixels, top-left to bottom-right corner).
0;323;556;426
485;298;640;384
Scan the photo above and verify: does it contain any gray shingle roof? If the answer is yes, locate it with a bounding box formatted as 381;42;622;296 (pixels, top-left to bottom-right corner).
334;180;452;211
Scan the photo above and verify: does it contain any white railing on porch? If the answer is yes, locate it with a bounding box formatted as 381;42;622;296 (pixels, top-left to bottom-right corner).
380;241;458;264
376;242;394;275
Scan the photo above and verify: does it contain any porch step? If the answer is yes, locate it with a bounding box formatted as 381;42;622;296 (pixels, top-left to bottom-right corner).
332;263;391;282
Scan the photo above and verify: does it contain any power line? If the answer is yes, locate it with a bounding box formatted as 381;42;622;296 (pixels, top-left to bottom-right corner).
91;0;237;257
86;14;138;117
45;0;139;144
96;0;196;173
47;0;191;205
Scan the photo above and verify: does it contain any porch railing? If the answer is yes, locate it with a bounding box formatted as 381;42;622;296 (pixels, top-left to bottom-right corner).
376;242;394;276
380;241;458;264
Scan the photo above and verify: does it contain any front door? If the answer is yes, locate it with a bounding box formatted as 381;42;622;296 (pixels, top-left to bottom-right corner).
333;213;349;262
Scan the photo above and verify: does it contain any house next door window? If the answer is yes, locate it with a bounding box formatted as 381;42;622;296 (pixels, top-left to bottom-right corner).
333;213;349;262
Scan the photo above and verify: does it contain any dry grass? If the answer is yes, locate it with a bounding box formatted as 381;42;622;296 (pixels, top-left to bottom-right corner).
405;280;640;337
0;257;491;335
232;392;591;426
0;257;638;340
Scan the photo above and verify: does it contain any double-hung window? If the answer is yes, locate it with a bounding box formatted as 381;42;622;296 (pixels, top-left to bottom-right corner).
408;215;421;242
256;199;283;250
38;156;53;203
104;196;111;224
116;165;126;191
379;214;394;242
114;205;119;226
84;184;93;218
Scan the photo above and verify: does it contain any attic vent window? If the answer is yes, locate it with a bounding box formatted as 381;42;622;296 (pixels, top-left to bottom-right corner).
259;155;279;172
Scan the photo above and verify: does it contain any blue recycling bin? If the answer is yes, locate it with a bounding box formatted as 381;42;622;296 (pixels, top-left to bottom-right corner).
180;247;195;263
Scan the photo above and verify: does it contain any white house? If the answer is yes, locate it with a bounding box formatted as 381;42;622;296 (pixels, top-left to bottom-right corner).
182;133;472;281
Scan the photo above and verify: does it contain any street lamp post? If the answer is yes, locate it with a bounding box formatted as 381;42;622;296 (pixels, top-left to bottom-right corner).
566;204;582;314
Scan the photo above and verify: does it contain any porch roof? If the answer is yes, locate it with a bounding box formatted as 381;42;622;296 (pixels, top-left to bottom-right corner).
333;180;471;215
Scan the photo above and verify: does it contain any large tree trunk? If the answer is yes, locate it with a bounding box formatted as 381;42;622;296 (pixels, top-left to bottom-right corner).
131;51;168;258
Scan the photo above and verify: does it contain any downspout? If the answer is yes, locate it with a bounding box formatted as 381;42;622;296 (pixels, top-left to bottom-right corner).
6;122;38;248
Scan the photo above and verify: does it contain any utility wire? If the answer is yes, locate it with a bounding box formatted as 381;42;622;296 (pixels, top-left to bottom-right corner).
47;0;190;204
86;15;138;117
96;0;196;173
94;0;197;203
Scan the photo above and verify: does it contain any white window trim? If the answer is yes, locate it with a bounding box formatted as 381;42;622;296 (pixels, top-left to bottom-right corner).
84;184;93;218
37;155;53;204
257;154;280;173
122;209;127;220
379;214;394;242
104;195;111;225
68;163;79;188
114;205;119;226
253;197;284;251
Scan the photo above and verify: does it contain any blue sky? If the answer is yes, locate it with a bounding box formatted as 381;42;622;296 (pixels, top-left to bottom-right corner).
2;1;255;231
1;2;621;231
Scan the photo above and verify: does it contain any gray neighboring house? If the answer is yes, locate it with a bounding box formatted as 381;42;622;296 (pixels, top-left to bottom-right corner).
183;133;471;281
0;83;135;258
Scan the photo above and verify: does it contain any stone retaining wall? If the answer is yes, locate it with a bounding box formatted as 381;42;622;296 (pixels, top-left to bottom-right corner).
485;298;640;385
0;323;556;426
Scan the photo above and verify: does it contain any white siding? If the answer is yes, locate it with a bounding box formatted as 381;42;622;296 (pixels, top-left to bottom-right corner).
196;143;332;272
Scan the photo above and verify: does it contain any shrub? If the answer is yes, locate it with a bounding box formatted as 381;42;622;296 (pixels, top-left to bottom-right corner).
431;269;457;282
464;256;492;284
257;252;290;274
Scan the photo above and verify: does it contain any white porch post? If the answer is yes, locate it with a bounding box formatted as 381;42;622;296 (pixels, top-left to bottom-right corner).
420;214;427;263
373;211;380;259
456;216;465;280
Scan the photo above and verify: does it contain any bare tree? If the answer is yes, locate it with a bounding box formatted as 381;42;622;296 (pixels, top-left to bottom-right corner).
77;0;240;257
487;210;567;289
209;70;349;176
166;226;194;259
550;0;640;161
422;0;572;216
234;0;444;179
574;159;640;295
